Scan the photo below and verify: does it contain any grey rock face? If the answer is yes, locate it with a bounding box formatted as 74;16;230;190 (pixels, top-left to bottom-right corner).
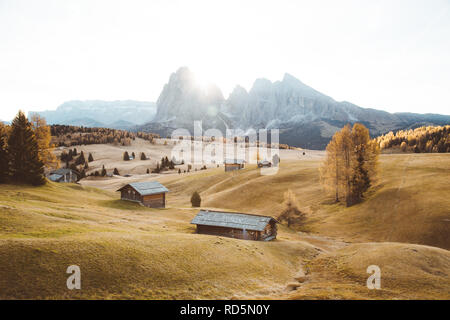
147;68;450;149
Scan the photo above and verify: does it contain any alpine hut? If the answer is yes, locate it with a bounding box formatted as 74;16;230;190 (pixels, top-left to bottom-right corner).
117;181;169;208
191;210;278;241
47;168;78;183
224;159;245;172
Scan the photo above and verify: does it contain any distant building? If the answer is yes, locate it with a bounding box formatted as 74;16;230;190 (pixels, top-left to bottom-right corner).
224;159;245;172
47;168;78;183
117;181;169;208
191;210;278;241
258;160;272;168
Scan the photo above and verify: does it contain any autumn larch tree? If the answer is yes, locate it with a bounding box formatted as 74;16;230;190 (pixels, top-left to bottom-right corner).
7;111;45;185
350;123;379;205
30;114;59;169
320;123;379;207
277;189;304;227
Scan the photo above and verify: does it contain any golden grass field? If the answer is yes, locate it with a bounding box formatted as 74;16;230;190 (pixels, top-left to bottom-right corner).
0;140;449;299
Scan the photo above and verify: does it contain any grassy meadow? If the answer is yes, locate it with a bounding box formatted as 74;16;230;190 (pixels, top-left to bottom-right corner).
0;146;449;299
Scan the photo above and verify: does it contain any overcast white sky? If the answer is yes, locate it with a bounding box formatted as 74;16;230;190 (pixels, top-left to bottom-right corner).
0;0;449;120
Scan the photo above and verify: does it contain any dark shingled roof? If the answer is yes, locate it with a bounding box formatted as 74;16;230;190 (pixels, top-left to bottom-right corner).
117;181;169;196
191;210;277;232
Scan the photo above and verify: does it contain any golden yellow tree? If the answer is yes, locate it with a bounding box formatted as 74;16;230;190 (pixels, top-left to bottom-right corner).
278;189;304;227
320;123;379;207
349;123;379;205
30;114;59;169
320;131;344;202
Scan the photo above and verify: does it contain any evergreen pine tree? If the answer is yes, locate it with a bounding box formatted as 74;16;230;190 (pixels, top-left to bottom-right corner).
101;165;107;176
123;151;130;161
7;111;45;185
0;123;9;183
75;151;85;165
67;149;73;161
113;168;120;175
191;191;201;207
88;153;94;162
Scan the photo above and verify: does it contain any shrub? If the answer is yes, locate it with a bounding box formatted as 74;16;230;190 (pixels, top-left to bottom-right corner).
101;165;107;176
191;191;201;207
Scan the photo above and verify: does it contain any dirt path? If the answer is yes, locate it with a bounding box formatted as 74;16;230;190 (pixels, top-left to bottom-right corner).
243;231;350;299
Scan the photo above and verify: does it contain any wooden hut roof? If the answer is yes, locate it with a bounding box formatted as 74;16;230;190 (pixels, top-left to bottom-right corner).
117;181;169;196
191;210;277;232
224;159;245;165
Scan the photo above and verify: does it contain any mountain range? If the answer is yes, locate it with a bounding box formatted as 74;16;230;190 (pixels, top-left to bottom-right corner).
31;67;450;149
141;67;450;149
30;100;156;130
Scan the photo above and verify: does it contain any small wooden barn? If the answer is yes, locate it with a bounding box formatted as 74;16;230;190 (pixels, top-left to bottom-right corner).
191;210;278;241
117;181;169;208
224;159;245;172
48;168;78;183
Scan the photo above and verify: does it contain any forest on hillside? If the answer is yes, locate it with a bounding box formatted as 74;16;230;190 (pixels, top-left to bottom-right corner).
50;125;159;147
376;125;450;153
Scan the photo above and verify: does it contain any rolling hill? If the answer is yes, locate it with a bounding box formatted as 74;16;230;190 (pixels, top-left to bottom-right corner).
0;148;449;299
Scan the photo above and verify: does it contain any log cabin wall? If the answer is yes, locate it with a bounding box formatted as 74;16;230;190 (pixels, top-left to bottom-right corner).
196;225;260;240
225;163;242;172
142;193;165;208
120;186;165;208
120;186;142;202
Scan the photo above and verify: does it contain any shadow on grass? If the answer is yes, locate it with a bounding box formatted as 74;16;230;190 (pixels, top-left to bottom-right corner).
98;199;147;211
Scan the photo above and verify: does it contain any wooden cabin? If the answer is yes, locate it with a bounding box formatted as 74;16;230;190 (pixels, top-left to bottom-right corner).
116;181;169;208
224;159;245;172
47;168;78;183
191;210;278;241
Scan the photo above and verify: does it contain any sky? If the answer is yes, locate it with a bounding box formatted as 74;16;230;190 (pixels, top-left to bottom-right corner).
0;0;449;121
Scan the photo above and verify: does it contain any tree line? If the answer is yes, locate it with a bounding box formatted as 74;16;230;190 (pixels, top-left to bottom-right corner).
376;125;450;153
0;112;58;185
50;125;159;147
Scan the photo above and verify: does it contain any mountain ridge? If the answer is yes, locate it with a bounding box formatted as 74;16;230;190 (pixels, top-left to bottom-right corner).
30;100;157;129
29;67;450;149
142;67;450;148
